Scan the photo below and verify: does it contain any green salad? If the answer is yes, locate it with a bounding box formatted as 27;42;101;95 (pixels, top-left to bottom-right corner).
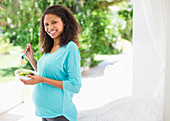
18;70;36;77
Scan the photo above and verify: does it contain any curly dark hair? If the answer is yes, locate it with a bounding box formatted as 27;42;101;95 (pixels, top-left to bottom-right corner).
39;4;81;53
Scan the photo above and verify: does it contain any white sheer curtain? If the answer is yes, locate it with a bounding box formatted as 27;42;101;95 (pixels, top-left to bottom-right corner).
140;0;167;102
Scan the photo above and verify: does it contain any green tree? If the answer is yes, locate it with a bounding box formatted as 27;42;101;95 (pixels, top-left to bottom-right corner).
0;0;132;68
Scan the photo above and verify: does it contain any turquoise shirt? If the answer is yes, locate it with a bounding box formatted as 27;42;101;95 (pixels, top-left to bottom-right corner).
33;41;82;121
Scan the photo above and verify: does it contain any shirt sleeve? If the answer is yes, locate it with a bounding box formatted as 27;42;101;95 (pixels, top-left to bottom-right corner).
63;44;82;93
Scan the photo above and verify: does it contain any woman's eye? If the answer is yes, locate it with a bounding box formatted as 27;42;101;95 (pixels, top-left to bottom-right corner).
52;21;57;24
44;23;48;26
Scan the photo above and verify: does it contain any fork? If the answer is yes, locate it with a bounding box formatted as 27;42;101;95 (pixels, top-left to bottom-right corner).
21;42;32;59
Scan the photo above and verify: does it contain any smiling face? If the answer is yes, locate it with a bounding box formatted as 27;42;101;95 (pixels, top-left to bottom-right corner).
44;14;64;41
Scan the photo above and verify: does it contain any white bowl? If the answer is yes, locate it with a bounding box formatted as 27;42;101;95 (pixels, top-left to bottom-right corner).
14;69;37;80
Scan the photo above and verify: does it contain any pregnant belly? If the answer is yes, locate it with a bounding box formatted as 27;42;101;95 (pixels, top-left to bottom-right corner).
32;84;63;114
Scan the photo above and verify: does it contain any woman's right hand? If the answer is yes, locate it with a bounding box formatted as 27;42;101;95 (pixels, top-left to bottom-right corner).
24;43;34;62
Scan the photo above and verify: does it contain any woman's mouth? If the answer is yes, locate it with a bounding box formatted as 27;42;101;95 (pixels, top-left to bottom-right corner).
48;30;57;36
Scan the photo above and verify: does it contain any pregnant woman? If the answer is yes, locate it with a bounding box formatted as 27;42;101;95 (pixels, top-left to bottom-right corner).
20;4;82;121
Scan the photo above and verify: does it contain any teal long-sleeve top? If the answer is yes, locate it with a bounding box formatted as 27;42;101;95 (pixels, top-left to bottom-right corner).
32;41;82;121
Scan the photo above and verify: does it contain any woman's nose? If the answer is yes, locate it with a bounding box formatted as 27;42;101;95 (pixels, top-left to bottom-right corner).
48;24;54;30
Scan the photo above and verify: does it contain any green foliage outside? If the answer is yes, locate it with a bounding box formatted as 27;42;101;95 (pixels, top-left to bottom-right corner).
0;0;133;68
0;46;25;83
0;37;13;54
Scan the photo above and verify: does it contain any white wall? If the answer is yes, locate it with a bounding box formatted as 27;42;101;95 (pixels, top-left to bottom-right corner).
132;0;161;96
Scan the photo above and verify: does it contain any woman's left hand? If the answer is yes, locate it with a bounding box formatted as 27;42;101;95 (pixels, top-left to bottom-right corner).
20;75;43;85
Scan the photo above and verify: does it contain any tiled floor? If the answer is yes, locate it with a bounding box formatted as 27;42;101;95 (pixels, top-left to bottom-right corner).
0;48;133;121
